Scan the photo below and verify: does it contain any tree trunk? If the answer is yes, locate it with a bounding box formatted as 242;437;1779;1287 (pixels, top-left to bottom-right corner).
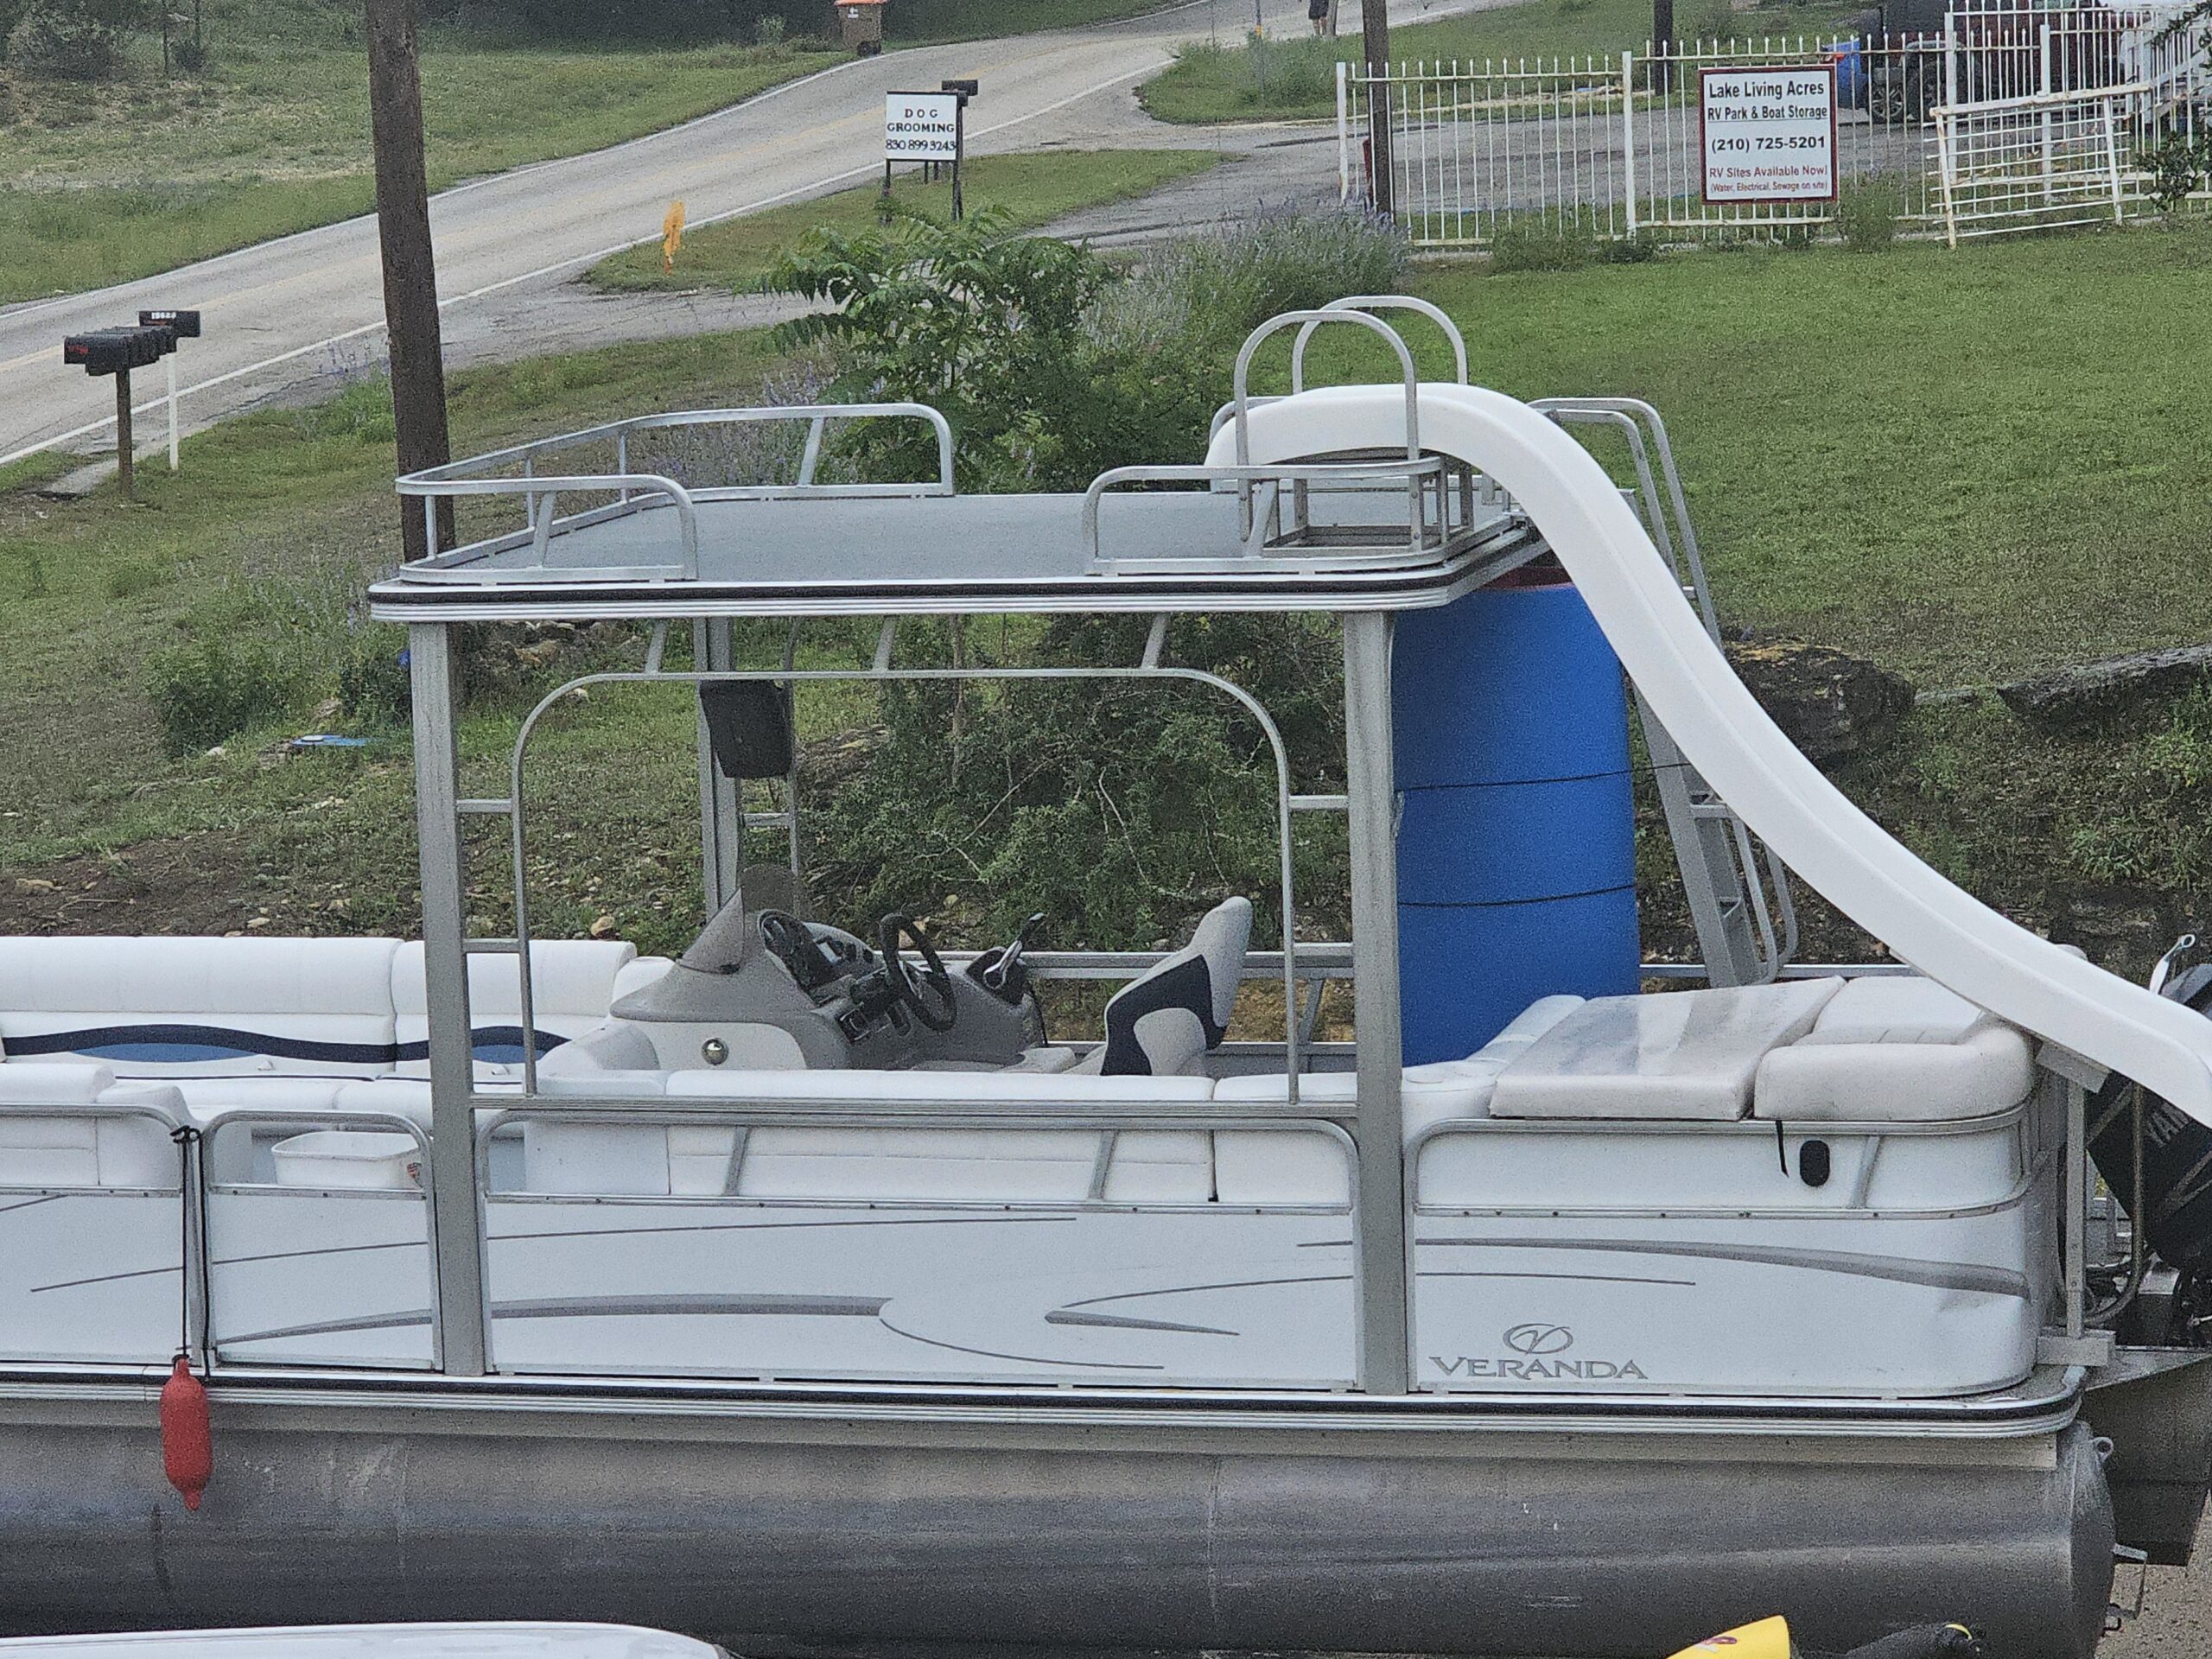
1362;0;1391;217
365;0;454;563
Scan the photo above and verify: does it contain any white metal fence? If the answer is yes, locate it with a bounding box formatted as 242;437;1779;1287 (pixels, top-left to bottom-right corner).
1337;3;2209;247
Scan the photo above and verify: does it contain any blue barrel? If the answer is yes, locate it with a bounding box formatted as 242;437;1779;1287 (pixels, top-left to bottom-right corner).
1390;574;1640;1065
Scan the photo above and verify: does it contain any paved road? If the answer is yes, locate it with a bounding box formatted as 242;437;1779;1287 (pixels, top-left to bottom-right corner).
0;0;1476;467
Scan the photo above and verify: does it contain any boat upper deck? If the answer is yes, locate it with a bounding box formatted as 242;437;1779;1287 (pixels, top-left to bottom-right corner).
365;399;1537;624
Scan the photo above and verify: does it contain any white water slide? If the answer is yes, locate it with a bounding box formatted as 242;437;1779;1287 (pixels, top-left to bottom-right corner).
1211;383;2212;1127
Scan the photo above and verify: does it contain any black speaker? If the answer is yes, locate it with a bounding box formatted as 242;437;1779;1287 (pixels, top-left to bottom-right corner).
699;682;796;781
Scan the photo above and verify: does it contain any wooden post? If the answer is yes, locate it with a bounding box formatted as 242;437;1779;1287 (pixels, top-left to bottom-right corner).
114;370;135;501
1362;0;1392;218
365;0;454;563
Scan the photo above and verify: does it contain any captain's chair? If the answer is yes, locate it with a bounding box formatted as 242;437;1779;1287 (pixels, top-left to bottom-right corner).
1075;898;1252;1077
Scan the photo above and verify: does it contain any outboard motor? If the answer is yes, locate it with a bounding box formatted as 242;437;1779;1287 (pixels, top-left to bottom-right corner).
2089;935;2212;1275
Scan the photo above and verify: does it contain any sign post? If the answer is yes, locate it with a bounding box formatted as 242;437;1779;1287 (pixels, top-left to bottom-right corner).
1698;65;1839;207
884;88;966;218
139;308;201;473
61;326;168;500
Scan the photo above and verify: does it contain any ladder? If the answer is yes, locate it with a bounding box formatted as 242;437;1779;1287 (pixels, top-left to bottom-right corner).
1533;397;1798;988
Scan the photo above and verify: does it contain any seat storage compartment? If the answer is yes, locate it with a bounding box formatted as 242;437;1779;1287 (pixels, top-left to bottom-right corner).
1410;1096;2051;1397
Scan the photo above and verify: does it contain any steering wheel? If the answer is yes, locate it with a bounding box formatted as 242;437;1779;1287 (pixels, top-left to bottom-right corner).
877;912;957;1033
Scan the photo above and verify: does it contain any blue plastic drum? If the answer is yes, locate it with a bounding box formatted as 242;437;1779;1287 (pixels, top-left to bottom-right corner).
1389;572;1641;1065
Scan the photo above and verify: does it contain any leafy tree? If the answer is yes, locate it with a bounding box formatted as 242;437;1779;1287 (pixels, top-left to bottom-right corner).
765;207;1112;490
19;0;145;79
0;0;35;64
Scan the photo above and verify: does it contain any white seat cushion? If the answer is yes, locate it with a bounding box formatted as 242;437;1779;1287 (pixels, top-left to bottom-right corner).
1794;974;1993;1046
391;940;637;1078
1490;981;1843;1121
0;1070;183;1189
1754;977;2037;1123
1211;995;1589;1205
0;937;404;1077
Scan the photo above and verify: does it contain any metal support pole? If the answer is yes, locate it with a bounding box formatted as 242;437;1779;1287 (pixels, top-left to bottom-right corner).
114;370;134;500
166;354;180;473
408;621;489;1376
696;617;743;915
1362;1;1394;218
1337;61;1352;202
2066;1077;2088;1340
1623;52;1640;235
1342;611;1410;1394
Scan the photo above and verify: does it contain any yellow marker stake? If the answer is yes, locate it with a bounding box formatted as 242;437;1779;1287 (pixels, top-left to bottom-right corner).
1664;1616;1796;1659
662;200;687;274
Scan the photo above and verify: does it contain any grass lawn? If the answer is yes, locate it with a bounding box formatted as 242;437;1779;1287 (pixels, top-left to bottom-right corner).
588;149;1228;294
1139;0;1866;123
0;1;841;304
5;219;2211;969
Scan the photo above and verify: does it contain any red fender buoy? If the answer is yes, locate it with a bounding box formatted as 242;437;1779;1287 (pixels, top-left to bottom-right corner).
160;1352;211;1511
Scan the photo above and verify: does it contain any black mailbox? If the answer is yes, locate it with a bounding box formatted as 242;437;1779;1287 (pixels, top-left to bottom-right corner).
63;327;168;377
139;308;201;340
940;77;978;99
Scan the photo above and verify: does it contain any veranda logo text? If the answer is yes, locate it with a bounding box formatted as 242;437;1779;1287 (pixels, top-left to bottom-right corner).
1428;1323;1649;1382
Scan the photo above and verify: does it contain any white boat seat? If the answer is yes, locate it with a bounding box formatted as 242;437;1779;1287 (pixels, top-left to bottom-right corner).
0;937;654;1084
391;940;640;1078
1754;976;2037;1123
1073;897;1252;1077
0;936;404;1077
524;1068;1217;1200
1212;995;1586;1205
0;1063;184;1189
1489;980;1843;1121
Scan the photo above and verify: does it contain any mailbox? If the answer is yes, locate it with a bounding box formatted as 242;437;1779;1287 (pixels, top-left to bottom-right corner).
139;308;201;340
62;327;168;377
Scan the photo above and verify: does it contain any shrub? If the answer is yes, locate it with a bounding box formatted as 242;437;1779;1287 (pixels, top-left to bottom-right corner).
1490;223;1594;272
2139;125;2212;213
1599;231;1662;264
753;11;782;45
18;0;143;79
0;0;34;64
1835;181;1901;251
334;626;413;724
148;637;301;756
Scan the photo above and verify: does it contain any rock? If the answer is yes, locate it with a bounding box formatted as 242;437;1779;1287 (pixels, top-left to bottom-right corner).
1725;639;1916;762
1997;644;2212;729
588;912;618;938
2045;883;2181;979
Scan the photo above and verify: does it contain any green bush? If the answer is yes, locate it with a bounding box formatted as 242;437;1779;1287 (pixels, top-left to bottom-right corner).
1490;224;1595;272
18;0;142;79
0;0;34;64
334;626;414;725
1835;181;1901;252
147;637;301;756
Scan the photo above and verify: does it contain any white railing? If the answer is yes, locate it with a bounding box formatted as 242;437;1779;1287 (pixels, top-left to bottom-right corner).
1338;4;2209;247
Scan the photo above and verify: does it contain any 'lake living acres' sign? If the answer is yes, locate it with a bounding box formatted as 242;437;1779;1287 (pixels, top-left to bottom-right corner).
1698;66;1839;204
885;92;962;162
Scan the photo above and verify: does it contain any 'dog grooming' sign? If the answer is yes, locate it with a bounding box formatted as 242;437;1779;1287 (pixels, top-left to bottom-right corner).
886;92;962;161
1698;66;1838;203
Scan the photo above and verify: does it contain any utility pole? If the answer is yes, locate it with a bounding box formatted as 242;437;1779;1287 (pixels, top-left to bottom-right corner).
365;0;454;563
1362;0;1392;218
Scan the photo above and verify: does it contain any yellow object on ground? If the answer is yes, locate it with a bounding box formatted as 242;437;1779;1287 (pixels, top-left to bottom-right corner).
662;200;686;273
1666;1616;1796;1659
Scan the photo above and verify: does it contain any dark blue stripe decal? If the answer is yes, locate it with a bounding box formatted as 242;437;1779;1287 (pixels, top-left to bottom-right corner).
9;1024;567;1066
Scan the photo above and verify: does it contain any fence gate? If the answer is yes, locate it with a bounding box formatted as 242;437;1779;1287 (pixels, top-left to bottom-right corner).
1338;2;2208;248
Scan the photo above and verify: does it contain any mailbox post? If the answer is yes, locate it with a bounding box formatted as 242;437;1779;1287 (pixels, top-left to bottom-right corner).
61;325;168;499
139;309;202;474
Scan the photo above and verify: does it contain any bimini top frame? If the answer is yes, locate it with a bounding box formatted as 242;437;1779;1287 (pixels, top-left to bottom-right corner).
376;302;1531;1388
